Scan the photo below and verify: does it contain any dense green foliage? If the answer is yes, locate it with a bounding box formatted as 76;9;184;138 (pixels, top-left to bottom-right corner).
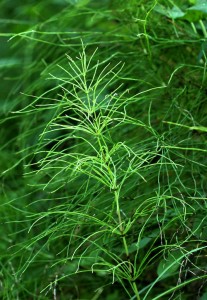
1;0;207;299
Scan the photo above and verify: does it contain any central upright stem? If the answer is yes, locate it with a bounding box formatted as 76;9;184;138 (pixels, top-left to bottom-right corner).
114;190;140;300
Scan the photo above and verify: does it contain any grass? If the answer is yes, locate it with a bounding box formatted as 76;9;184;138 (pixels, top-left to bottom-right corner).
1;0;207;299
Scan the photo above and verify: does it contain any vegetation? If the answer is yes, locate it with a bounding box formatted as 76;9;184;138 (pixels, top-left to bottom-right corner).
1;0;207;299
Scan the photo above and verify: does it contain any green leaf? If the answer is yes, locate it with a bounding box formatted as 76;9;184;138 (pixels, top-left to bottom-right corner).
192;216;207;239
128;237;152;254
157;249;183;279
136;237;152;249
154;4;185;19
182;10;203;22
187;0;207;14
168;6;185;19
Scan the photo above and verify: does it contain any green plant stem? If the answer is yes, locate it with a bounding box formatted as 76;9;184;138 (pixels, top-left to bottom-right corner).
114;190;140;300
132;281;141;300
199;20;207;39
143;0;158;61
190;22;198;35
